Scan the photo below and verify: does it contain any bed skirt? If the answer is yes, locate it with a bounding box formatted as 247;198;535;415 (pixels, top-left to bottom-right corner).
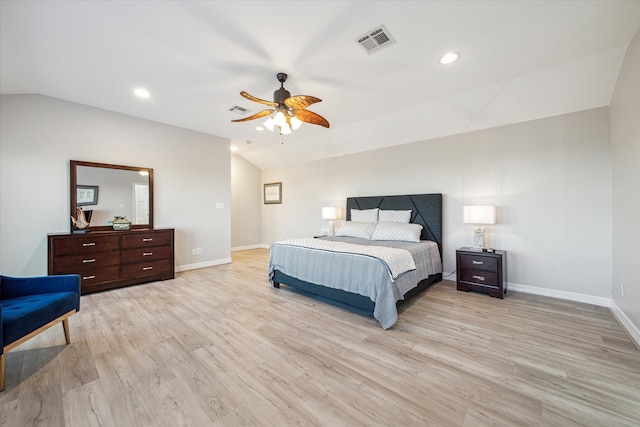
272;270;442;315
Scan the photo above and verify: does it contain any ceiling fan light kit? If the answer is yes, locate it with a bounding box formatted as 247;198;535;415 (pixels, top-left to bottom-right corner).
231;73;330;136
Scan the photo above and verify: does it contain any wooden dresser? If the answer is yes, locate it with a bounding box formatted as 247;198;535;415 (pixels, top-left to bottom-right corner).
48;228;174;294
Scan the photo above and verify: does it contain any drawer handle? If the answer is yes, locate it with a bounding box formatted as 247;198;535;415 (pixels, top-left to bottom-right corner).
473;275;485;281
142;238;153;242
82;242;96;247
82;275;96;280
83;258;96;263
472;260;484;265
143;252;153;256
142;266;153;271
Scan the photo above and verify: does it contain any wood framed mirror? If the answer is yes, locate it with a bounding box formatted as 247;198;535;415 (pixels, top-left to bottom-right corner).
70;160;154;231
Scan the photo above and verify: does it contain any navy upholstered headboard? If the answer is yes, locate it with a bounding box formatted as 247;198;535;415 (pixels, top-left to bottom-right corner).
346;193;443;255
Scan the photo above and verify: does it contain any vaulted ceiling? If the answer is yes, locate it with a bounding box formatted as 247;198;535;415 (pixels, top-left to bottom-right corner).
2;1;639;170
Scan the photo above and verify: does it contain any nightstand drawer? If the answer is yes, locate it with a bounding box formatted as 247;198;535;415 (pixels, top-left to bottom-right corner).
459;269;499;287
458;253;498;272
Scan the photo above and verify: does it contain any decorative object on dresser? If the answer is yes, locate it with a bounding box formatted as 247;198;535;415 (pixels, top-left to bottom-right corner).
110;216;132;231
456;247;506;298
463;205;496;248
48;229;174;294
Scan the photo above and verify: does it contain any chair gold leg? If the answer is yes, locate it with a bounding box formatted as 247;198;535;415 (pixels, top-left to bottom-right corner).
1;352;6;391
62;318;71;345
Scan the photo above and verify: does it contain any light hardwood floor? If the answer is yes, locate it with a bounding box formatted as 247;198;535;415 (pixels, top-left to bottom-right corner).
1;249;639;426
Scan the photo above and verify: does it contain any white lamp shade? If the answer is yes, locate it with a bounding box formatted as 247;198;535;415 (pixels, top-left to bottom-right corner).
290;116;303;130
322;206;342;220
463;205;496;224
274;111;286;126
263;117;276;131
279;122;292;135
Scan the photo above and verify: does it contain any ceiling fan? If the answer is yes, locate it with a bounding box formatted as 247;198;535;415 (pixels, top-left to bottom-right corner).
231;73;330;135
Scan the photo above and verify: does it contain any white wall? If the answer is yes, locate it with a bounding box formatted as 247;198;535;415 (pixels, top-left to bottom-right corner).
230;154;262;250
0;94;231;275
610;29;640;341
262;107;612;303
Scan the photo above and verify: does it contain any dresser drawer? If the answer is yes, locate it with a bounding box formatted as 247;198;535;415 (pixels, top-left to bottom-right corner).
52;235;120;256
121;246;172;264
53;251;120;273
459;269;499;287
121;259;172;279
458;253;498;272
78;266;120;285
122;231;172;249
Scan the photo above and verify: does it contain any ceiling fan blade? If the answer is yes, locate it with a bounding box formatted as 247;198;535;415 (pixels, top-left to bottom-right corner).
240;91;278;107
294;109;330;128
284;95;322;110
230;108;274;122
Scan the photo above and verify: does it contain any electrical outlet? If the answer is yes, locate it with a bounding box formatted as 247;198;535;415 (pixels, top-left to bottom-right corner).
196;248;202;255
621;283;624;296
248;234;252;241
192;248;197;255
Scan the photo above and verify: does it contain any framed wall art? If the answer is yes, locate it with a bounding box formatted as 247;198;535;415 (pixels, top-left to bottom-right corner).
264;182;282;204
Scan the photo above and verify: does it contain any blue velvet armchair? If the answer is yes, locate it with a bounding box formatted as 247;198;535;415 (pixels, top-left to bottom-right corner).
0;274;80;391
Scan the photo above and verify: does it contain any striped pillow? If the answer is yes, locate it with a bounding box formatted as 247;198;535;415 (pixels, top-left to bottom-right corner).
371;222;423;242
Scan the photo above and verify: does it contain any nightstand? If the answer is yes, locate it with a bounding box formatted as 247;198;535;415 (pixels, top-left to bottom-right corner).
456;247;507;298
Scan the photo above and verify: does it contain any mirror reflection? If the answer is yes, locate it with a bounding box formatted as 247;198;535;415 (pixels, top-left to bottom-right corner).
70;160;153;231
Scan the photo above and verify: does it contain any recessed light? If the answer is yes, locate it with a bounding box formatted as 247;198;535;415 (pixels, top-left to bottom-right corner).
256;126;264;131
134;88;150;98
230;145;238;152
439;52;459;65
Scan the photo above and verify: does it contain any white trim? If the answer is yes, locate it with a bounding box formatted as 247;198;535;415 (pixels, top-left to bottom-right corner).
176;258;231;272
507;282;612;307
610;302;640;350
231;244;263;252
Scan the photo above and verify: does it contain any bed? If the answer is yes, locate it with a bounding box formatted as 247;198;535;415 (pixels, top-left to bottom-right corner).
268;193;443;329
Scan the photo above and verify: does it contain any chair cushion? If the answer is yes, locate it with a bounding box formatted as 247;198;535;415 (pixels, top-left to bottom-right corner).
1;292;77;347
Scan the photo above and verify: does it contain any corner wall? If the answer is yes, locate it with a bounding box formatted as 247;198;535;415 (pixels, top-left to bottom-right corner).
610;29;640;345
231;154;262;250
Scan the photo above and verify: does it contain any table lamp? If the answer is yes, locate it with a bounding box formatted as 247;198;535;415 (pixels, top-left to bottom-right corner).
463;205;496;249
322;207;343;236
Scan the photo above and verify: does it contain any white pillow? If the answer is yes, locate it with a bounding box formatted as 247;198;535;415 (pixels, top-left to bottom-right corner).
351;208;379;222
378;209;411;223
335;221;376;239
371;222;423;242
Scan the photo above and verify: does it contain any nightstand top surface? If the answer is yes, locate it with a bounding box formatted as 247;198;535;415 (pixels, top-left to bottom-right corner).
457;247;506;256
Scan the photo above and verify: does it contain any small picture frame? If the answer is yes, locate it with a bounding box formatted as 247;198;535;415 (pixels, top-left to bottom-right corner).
77;185;99;206
264;182;282;204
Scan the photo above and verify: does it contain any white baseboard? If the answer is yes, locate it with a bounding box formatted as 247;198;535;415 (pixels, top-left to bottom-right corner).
176;258;231;272
507;282;612;307
231;244;263;252
448;276;639;348
506;282;640;349
610;302;640;350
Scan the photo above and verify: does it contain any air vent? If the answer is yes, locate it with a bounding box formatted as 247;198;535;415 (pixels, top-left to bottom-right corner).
355;25;396;55
228;105;250;115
